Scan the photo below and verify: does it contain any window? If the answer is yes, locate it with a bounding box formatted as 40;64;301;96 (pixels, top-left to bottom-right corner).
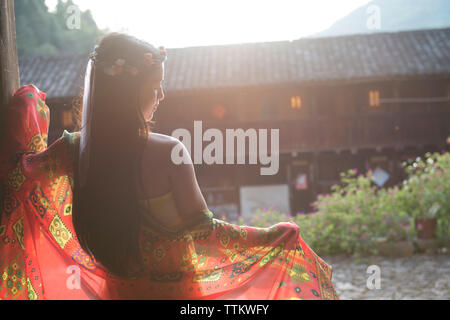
369;90;380;107
61;110;73;127
291;95;302;109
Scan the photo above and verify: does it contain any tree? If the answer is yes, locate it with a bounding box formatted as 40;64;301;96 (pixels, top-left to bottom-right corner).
14;0;105;58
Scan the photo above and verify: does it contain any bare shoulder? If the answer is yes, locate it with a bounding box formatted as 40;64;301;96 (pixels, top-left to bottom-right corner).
144;132;190;169
147;132;179;146
144;133;207;216
144;133;179;159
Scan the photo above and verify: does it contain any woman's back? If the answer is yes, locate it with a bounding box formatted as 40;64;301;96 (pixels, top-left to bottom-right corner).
138;132;174;200
139;132;209;228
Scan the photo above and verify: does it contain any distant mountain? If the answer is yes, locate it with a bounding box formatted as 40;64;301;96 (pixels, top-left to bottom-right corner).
312;0;450;38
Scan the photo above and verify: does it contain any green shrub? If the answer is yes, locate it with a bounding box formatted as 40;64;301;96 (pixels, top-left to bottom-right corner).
399;150;450;239
294;210;413;256
237;140;450;257
237;207;293;227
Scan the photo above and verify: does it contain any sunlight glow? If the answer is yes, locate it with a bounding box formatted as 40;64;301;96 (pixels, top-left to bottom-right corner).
45;0;372;48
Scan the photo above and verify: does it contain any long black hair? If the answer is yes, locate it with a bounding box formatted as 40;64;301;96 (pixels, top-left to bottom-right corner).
72;33;162;278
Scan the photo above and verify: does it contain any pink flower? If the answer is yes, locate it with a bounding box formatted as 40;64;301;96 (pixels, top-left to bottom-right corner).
436;185;442;191
361;234;366;239
352;168;358;175
417;223;423;230
159;46;168;57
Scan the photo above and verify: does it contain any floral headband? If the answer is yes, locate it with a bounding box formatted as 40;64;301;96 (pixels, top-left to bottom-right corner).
89;45;168;77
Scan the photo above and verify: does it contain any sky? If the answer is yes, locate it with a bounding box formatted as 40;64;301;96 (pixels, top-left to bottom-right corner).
45;0;372;49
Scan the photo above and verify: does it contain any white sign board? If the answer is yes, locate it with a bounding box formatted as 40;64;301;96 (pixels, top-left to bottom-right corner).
239;184;291;220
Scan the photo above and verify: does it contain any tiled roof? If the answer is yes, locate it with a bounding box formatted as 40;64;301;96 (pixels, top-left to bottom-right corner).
19;28;450;99
19;53;88;100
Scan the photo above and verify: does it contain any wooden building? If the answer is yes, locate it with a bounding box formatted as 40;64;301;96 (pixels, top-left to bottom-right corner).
19;28;450;221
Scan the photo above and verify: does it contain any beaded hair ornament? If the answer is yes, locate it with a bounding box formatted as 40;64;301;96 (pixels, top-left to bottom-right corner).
89;45;168;76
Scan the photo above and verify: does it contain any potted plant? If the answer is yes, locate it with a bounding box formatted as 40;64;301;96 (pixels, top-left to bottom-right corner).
415;202;440;239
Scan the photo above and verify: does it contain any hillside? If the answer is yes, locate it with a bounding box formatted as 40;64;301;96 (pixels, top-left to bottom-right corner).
312;0;450;38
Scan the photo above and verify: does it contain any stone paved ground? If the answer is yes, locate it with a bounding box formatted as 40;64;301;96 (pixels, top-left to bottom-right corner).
323;251;450;300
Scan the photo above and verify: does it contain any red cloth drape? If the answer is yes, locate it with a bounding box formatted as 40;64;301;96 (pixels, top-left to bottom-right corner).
0;85;338;300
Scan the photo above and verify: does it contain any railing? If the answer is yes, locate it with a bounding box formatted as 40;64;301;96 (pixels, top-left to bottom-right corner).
156;109;450;153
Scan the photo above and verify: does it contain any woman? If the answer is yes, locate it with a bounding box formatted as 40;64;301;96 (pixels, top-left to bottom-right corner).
0;33;337;300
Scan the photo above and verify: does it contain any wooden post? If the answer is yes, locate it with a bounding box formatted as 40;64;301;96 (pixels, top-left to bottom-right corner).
0;0;20;137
